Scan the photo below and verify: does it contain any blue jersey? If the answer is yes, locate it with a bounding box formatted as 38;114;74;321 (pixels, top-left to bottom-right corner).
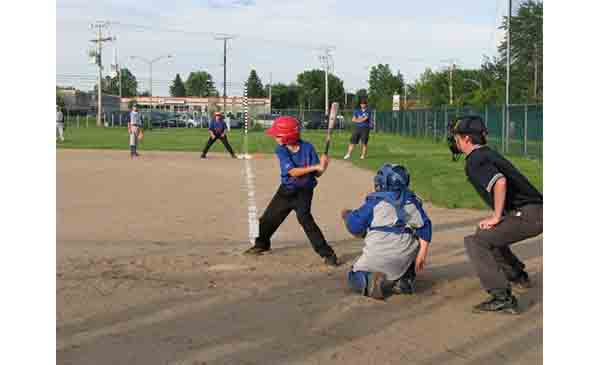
353;107;371;128
209;119;226;136
275;140;320;191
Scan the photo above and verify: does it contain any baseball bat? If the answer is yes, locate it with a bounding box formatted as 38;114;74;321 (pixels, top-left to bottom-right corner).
324;102;339;155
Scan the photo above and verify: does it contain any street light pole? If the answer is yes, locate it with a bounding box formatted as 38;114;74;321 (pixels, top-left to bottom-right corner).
130;54;173;109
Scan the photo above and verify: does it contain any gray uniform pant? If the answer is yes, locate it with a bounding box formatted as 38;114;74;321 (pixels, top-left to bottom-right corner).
464;204;543;292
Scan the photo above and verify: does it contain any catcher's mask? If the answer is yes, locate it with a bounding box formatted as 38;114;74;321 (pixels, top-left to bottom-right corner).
447;115;488;161
374;163;410;192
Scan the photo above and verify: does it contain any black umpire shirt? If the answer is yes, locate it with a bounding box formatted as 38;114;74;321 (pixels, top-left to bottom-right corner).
465;146;543;213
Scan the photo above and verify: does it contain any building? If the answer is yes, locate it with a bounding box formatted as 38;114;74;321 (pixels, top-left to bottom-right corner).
59;88;121;115
120;96;271;117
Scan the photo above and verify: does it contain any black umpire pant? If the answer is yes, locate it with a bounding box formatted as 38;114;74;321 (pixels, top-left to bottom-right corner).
464;204;543;292
201;134;236;157
254;185;335;258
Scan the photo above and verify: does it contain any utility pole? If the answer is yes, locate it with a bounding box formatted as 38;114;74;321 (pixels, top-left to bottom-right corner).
319;47;334;114
215;34;235;114
449;62;455;105
89;21;114;127
505;0;512;153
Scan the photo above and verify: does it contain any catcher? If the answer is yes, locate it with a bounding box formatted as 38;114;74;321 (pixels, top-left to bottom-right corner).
342;163;432;300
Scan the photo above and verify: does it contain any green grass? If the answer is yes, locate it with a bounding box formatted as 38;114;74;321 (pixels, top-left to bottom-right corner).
58;126;543;210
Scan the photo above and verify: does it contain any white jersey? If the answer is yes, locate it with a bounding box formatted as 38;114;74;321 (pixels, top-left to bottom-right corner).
130;111;140;126
56;111;64;123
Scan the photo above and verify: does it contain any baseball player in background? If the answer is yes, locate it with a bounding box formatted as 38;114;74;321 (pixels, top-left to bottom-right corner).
243;116;339;266
56;105;65;143
342;164;432;300
344;98;372;160
448;115;543;314
201;111;237;159
128;104;142;158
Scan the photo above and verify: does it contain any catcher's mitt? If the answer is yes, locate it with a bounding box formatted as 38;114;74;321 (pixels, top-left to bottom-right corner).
341;209;367;238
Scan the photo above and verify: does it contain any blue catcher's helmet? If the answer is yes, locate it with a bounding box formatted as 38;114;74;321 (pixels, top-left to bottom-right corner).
374;163;410;192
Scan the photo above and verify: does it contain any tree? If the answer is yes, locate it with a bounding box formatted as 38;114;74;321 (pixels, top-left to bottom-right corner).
271;83;299;109
169;73;186;97
185;71;218;97
498;0;543;103
245;69;266;97
367;64;404;111
94;68;138;97
296;69;345;110
139;90;151;97
56;88;65;109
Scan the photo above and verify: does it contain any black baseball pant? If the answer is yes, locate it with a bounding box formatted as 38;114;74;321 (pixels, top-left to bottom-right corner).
201;134;236;157
254;185;335;258
464;204;543;292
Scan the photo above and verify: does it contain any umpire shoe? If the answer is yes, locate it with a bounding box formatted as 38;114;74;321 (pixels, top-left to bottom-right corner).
324;254;339;267
472;290;519;315
243;246;270;256
510;271;533;291
367;272;387;300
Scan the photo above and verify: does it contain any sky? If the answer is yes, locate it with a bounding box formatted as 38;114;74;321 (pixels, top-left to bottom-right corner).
56;0;509;96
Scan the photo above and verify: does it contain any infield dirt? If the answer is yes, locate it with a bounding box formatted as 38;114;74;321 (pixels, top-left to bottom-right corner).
57;149;542;365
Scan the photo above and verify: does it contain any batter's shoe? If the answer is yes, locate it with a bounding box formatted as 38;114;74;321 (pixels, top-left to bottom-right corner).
243;246;270;256
367;272;387;300
510;271;532;291
343;154;351;160
472;290;519;315
323;254;339;267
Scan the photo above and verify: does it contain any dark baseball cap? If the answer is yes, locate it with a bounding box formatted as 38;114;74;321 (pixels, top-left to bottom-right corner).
451;115;487;135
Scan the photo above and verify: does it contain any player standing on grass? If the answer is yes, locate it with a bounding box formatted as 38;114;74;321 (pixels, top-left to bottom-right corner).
56;105;65;143
344;98;372;160
128;104;142;159
201;111;237;159
243;116;339;266
448;115;543;314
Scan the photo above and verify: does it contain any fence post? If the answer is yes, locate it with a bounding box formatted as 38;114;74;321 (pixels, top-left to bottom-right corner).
77;114;80;128
111;113;114;127
86;115;89;128
484;105;488;127
501;105;506;153
524;104;528;156
119;113;122;127
433;110;437;142
444;105;448;134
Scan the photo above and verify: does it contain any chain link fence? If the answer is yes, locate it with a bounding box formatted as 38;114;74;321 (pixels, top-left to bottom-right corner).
60;105;542;158
374;104;542;158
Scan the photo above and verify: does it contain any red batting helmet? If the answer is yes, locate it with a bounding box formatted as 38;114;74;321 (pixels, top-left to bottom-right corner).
266;116;300;144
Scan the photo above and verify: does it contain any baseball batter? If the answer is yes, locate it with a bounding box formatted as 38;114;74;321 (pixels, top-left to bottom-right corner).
342;164;432;300
448;115;543;314
201;112;237;159
243;116;339;266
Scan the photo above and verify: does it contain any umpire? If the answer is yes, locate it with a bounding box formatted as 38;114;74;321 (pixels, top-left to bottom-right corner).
448;115;543;314
343;98;372;160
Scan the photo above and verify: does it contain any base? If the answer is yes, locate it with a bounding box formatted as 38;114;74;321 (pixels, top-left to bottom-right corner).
238;153;253;160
